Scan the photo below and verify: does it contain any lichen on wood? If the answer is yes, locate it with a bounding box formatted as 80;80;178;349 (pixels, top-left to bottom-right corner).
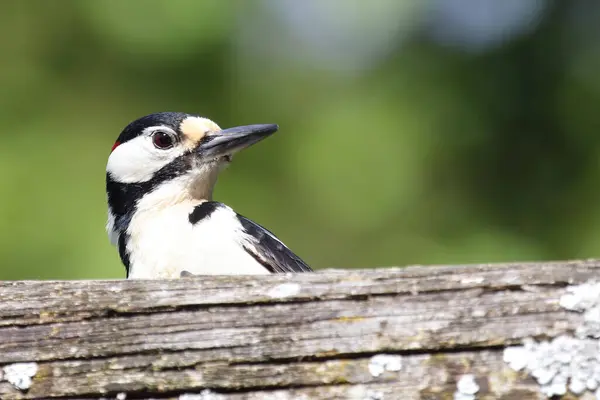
0;259;599;399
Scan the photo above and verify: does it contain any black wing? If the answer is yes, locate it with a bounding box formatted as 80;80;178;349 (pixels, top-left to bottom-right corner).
237;214;313;273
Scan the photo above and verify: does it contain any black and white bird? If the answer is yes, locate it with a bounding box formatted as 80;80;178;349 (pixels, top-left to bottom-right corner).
106;112;312;278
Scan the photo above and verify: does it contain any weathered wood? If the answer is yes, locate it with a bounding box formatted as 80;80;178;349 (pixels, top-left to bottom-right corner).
0;259;599;399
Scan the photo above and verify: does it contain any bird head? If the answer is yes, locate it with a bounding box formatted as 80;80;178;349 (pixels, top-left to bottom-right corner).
105;112;278;243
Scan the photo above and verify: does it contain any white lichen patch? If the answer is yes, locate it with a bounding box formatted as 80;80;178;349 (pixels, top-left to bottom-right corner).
460;276;485;285
504;335;600;397
267;283;301;299
346;385;385;400
364;390;385;400
503;281;600;398
368;354;403;377
3;362;38;391
560;281;600;338
179;390;224;400
454;374;479;400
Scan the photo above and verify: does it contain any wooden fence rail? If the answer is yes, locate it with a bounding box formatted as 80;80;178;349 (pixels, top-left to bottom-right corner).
1;259;600;399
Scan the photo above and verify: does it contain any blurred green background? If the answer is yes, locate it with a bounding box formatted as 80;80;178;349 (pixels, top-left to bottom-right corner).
1;0;599;280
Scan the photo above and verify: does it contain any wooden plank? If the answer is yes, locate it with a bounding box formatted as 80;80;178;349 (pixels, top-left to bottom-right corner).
0;259;598;399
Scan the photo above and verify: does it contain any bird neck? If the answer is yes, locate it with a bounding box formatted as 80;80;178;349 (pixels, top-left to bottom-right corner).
107;164;223;247
187;166;220;202
133;174;214;216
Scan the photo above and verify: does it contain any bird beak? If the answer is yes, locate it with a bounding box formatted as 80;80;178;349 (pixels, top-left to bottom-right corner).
197;124;279;160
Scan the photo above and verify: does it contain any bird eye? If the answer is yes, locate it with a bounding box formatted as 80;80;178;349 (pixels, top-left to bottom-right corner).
152;131;175;149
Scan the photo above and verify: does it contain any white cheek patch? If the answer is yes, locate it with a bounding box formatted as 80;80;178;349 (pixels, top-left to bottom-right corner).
106;134;184;183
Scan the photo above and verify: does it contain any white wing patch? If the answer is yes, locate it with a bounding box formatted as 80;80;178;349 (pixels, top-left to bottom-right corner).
236;214;312;273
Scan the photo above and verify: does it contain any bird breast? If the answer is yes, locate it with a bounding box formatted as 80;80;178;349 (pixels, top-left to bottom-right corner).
125;201;270;279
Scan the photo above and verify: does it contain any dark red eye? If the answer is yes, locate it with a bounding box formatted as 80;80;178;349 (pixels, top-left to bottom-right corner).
152;131;174;149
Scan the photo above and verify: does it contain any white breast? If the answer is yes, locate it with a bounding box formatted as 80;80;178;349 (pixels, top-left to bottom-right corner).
125;199;269;279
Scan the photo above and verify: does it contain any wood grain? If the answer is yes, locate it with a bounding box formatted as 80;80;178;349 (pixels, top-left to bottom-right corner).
0;259;598;399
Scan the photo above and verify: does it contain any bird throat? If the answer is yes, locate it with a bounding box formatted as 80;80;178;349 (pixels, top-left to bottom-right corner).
106;160;225;251
187;162;223;201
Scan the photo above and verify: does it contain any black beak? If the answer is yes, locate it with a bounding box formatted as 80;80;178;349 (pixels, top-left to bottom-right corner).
197;124;278;159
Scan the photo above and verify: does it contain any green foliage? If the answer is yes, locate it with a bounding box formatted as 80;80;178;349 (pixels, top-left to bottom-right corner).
1;1;599;280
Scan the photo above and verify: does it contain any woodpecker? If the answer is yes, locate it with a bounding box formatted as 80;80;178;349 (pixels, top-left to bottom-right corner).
106;112;312;278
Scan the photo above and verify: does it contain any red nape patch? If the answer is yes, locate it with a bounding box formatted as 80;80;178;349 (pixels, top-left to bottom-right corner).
111;141;121;153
